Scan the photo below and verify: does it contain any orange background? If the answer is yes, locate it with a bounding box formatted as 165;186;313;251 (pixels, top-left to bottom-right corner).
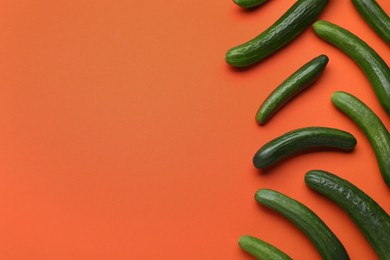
0;0;389;259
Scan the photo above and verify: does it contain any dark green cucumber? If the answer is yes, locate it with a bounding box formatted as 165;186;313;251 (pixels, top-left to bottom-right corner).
352;0;390;44
238;235;292;260
256;54;329;125
331;91;390;187
253;127;357;168
233;0;268;9
225;0;329;67
305;170;390;259
313;20;390;116
255;189;349;260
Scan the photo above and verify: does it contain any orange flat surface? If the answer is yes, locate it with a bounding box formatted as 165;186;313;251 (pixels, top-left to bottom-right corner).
0;0;389;259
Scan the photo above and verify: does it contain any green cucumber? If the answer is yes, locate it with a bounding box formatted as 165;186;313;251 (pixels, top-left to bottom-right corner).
331;91;390;187
225;0;329;67
313;20;390;116
352;0;390;44
255;189;349;260
238;235;292;260
305;170;390;259
233;0;268;9
253;127;357;168
256;54;329;125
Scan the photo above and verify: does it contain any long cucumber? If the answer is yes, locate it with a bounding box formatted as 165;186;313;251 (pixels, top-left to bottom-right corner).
225;0;329;67
313;20;390;116
352;0;390;44
256;54;329;125
255;189;349;260
253;127;357;168
305;170;390;259
332;91;390;187
238;235;292;259
233;0;268;9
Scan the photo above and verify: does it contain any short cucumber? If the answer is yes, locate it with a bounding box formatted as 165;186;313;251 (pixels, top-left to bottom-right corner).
352;0;390;44
233;0;268;9
313;20;390;116
253;127;357;168
255;189;350;260
225;0;329;67
305;170;390;259
256;54;329;125
238;235;292;260
332;91;390;187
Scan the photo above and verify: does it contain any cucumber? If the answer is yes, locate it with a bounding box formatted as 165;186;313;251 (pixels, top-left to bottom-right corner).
313;20;390;116
305;170;390;259
352;0;390;44
253;127;357;168
256;54;329;125
331;91;390;187
225;0;329;67
255;189;349;260
238;235;292;260
233;0;268;9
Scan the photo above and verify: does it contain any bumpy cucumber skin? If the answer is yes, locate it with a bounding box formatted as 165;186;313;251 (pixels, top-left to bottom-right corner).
238;235;292;260
233;0;268;9
305;170;390;259
225;0;329;67
313;20;390;116
332;91;390;188
253;127;357;168
352;0;390;44
255;189;350;260
256;55;329;125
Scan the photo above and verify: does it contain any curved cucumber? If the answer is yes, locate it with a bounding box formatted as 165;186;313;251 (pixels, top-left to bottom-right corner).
225;0;329;67
253;127;357;168
305;170;390;259
255;189;350;260
331;91;390;187
352;0;390;44
313;20;390;116
233;0;268;9
238;235;292;260
256;54;329;125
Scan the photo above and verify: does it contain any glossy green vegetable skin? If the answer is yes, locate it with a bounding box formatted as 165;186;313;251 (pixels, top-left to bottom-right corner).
255;189;349;260
253;127;357;168
238;235;292;260
352;0;390;44
256;54;329;125
313;20;390;116
305;170;390;259
332;91;390;187
225;0;329;67
233;0;268;9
